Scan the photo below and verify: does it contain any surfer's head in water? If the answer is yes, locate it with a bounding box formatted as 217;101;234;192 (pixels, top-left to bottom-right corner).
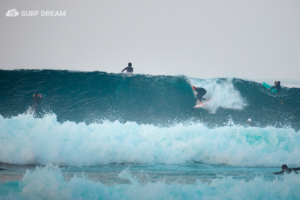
32;92;42;110
128;62;132;67
273;164;300;174
280;164;298;173
282;164;288;171
33;93;42;99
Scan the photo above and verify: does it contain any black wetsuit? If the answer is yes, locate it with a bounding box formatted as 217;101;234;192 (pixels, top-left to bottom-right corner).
270;84;281;92
273;167;300;174
195;87;207;102
122;66;133;73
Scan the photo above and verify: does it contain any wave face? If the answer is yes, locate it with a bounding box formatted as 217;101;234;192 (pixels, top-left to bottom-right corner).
0;70;300;167
0;70;299;129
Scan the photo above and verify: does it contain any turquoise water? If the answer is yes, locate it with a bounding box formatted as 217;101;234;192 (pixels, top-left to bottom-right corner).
0;70;300;199
1;164;300;199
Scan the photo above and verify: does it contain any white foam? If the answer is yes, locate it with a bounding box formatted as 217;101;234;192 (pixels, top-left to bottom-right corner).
0;114;300;167
1;164;300;199
188;77;248;113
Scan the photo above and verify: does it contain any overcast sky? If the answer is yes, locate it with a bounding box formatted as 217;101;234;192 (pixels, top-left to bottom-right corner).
1;0;300;79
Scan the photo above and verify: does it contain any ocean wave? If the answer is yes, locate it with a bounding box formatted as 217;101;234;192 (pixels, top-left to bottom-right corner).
1;164;300;200
0;70;299;129
0;114;299;167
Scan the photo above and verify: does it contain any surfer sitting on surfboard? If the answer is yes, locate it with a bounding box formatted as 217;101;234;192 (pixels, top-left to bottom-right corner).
122;62;133;73
268;81;281;93
192;86;207;104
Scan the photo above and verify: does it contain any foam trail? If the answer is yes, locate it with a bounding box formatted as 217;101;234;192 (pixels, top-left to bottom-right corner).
1;164;300;200
0;114;300;167
188;77;248;113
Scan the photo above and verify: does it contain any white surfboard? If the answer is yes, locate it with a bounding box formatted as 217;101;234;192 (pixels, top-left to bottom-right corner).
193;100;209;108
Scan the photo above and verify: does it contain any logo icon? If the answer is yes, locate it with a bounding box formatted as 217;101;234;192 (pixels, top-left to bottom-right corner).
6;9;19;17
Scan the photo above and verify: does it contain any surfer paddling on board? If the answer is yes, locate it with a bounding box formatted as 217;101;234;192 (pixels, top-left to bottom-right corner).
268;81;281;93
122;62;133;75
192;86;207;104
268;81;283;104
273;164;300;174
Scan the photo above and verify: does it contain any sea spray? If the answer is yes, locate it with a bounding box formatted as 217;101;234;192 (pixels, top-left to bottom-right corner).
0;114;299;167
1;164;300;200
188;77;248;113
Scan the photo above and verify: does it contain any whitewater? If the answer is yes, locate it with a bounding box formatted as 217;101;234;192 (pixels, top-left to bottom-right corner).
0;70;300;199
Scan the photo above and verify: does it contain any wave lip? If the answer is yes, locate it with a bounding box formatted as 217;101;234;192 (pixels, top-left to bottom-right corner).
1;114;300;167
188;77;248;113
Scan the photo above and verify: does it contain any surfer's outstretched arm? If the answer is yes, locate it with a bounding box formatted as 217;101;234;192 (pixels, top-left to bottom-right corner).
268;86;275;90
273;171;284;174
121;67;128;73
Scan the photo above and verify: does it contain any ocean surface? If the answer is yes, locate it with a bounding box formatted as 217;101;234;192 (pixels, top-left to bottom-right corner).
0;70;299;199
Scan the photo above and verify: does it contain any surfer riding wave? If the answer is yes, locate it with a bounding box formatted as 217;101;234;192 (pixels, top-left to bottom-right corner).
192;86;207;104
